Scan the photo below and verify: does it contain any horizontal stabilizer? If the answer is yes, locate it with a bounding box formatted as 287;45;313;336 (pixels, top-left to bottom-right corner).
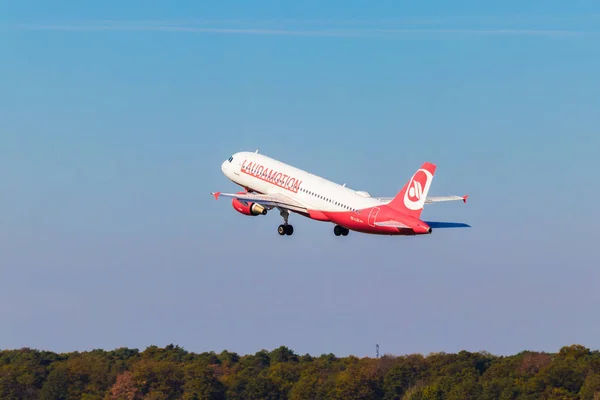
424;221;471;228
426;195;468;204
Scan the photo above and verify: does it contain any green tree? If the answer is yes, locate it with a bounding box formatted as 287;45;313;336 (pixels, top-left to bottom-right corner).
267;362;300;398
579;373;600;400
4;343;600;400
131;360;184;400
332;361;383;400
383;359;424;399
269;346;299;364
182;364;225;400
39;365;69;400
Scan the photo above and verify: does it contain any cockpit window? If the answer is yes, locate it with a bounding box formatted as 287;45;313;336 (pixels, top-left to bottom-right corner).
228;156;233;162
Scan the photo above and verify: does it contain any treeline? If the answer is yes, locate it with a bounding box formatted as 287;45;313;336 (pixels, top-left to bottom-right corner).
0;344;599;399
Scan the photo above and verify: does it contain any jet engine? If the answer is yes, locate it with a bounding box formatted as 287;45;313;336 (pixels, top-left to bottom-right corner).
232;198;267;216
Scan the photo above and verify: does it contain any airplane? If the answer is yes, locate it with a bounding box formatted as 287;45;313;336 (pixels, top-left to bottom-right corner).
211;150;470;237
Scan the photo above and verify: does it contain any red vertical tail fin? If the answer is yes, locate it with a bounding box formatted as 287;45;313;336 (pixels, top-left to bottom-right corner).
386;162;436;219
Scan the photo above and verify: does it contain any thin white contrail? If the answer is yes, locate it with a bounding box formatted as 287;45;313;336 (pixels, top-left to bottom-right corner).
5;23;591;37
376;28;585;37
9;24;360;36
67;14;600;25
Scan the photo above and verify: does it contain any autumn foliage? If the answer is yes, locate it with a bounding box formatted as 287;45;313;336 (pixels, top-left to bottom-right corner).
0;344;599;399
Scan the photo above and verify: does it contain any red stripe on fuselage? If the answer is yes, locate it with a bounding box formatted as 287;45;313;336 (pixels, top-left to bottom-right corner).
317;205;430;235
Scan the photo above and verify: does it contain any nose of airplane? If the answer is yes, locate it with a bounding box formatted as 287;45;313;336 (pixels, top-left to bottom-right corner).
221;160;228;174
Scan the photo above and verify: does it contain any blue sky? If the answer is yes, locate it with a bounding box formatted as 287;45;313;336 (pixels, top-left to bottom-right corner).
1;0;599;357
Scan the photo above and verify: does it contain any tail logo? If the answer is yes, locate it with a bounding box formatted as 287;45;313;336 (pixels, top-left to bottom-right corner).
408;180;423;201
403;169;433;211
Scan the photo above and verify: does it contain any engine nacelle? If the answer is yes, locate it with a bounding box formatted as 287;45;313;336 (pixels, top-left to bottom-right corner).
232;198;267;216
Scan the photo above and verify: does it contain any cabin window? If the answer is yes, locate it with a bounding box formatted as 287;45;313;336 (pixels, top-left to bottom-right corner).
228;156;233;162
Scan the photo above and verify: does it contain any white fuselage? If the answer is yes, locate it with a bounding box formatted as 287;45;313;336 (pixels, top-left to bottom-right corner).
221;151;384;213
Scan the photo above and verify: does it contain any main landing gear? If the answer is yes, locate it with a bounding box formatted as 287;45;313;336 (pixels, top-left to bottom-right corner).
334;225;349;236
277;209;294;236
278;224;294;236
274;209;348;237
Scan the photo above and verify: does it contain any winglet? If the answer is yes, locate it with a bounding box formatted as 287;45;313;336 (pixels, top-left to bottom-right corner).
212;192;221;200
463;195;468;203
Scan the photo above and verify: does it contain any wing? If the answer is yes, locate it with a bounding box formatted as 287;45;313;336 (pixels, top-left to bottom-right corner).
211;191;308;213
374;194;468;204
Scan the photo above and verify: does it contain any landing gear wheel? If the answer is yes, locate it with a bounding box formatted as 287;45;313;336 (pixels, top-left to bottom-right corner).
278;224;294;236
334;225;349;236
